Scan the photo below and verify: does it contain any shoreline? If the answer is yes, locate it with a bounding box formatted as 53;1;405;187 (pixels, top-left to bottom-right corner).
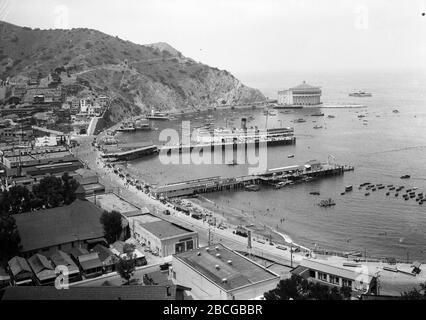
77;109;421;265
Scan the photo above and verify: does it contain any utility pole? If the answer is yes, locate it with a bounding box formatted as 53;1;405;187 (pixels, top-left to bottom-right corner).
290;243;293;268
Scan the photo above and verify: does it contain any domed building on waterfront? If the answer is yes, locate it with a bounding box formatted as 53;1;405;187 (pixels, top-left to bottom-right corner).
277;81;322;107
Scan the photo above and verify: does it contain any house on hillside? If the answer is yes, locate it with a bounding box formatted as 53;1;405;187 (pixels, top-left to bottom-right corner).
27;253;57;286
69;248;103;279
49;250;82;283
92;244;119;273
7;256;33;286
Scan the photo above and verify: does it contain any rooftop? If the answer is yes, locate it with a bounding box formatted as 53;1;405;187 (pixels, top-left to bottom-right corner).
78;252;102;271
8;256;32;277
173;243;280;292
49;251;80;274
27;253;56;281
89;193;141;217
1;285;188;300
129;214;195;240
289;81;321;92
14;200;105;252
297;259;375;283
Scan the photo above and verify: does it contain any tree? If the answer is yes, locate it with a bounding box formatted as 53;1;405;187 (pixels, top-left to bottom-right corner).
115;255;136;285
31;175;80;209
6;185;31;214
0;215;21;262
62;173;80;205
264;274;351;300
32;176;64;208
100;210;123;244
401;283;426;300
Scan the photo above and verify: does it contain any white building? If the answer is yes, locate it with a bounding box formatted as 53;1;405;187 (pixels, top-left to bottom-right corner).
35;136;57;147
128;214;198;257
291;259;377;294
79;98;93;113
278;81;322;107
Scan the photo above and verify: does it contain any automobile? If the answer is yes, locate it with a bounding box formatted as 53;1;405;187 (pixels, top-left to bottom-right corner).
163;210;171;216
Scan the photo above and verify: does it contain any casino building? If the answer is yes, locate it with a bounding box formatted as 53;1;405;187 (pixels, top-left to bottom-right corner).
278;81;322;107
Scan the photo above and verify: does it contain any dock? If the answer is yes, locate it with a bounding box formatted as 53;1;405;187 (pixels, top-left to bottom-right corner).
159;136;296;154
152;162;354;198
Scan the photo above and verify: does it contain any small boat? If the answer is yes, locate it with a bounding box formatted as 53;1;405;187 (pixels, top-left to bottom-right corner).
392;109;400;113
313;125;323;129
227;160;238;166
245;184;260;192
349;91;372;97
400;175;411;179
345;185;353;192
287;154;295;158
275;181;290;189
310;192;320;196
327;115;335;119
365;193;370;196
294;118;307;123
389;187;395;190
395;193;399;197
318;198;336;207
386;192;390;196
311;112;325;117
413;187;419;190
378;186;385;190
372;188;377;192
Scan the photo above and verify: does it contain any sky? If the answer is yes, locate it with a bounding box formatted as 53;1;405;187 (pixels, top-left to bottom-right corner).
1;0;426;77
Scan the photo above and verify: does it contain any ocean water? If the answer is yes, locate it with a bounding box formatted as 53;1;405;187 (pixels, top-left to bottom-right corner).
121;70;426;261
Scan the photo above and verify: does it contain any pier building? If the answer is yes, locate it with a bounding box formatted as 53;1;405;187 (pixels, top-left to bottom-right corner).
277;81;322;107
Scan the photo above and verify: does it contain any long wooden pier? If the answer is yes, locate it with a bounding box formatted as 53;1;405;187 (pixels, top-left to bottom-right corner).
152;162;354;198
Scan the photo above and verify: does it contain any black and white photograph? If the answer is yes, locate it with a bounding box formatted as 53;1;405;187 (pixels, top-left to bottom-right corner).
0;0;426;308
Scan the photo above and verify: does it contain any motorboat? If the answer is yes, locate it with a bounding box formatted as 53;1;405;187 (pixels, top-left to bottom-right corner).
349;91;372;97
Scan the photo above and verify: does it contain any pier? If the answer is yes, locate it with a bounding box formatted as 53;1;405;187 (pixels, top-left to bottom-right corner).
159;136;296;154
152;162;354;198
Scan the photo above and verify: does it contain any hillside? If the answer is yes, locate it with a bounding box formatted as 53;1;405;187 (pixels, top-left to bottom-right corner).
0;21;265;123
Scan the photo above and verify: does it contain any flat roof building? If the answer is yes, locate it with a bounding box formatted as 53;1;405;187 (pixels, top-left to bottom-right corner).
128;214;198;257
89;193;142;218
171;243;281;300
291;258;377;294
14;199;106;257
